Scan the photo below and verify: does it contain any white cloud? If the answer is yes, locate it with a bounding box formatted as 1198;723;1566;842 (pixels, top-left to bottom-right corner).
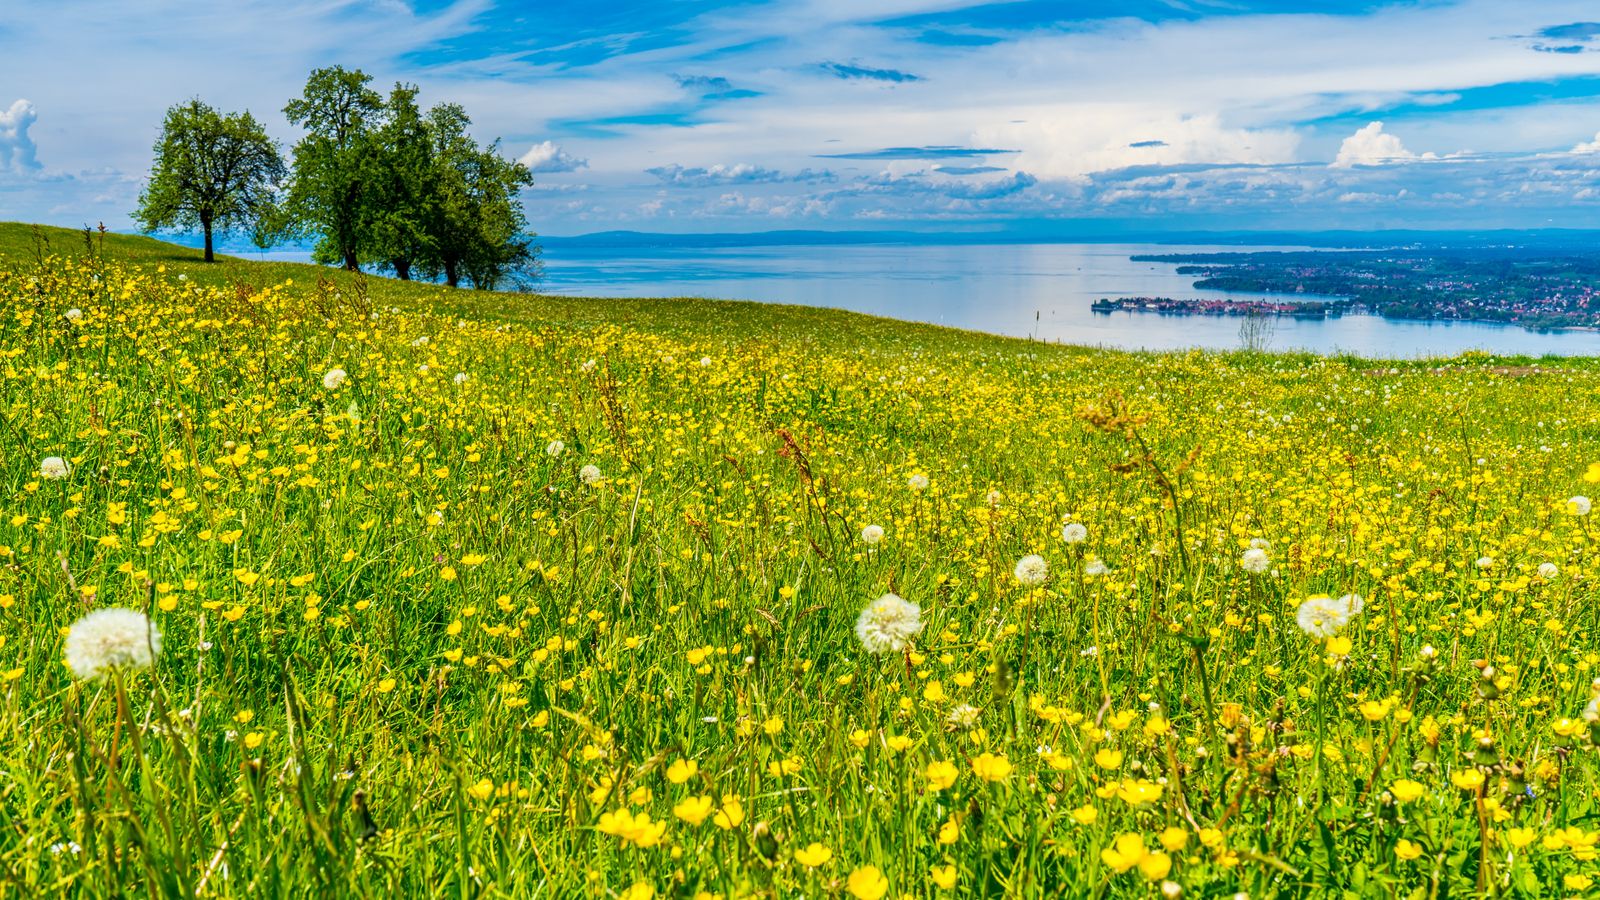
0;99;40;171
1331;121;1437;168
1572;131;1600;153
518;140;587;173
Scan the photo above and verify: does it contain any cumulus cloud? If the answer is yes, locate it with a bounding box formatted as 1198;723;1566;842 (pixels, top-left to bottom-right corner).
645;163;833;187
1572;131;1600;153
1331;122;1436;168
518;141;588;174
0;99;40;172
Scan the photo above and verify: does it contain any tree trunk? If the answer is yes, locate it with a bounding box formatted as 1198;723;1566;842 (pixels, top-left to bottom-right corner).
393;259;411;281
444;258;460;288
343;249;359;272
202;218;215;263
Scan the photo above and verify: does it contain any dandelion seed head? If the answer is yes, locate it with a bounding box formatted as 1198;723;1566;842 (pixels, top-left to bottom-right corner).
64;608;161;681
855;593;922;654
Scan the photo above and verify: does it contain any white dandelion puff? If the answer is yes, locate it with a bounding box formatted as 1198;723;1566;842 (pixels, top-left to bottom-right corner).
907;473;929;492
39;456;70;480
855;593;923;654
580;464;602;485
546;440;565;457
453;372;469;385
1061;522;1088;544
1475;556;1494;570
1014;554;1049;586
1240;547;1270;574
1084;558;1109;577
322;368;347;390
946;704;981;729
1569;495;1592;516
1296;596;1351;638
64;308;83;322
860;524;884;545
1539;562;1559;580
64;608;161;680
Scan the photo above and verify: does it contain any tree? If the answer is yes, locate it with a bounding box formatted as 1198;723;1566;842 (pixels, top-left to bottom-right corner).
368;84;434;281
134;100;284;263
283;66;383;270
420;104;537;290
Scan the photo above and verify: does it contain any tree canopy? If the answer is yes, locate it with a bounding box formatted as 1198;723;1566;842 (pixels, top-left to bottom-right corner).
134;100;285;262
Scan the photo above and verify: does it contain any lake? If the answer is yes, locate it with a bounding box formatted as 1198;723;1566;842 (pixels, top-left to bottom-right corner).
256;241;1600;357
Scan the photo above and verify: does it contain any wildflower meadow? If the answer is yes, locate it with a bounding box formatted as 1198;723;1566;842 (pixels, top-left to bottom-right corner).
5;225;1600;898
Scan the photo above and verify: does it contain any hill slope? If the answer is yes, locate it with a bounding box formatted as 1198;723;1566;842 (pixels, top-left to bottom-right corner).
1;223;1598;896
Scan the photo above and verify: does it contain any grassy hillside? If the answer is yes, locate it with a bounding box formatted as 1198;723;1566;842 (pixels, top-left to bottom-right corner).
2;224;1600;897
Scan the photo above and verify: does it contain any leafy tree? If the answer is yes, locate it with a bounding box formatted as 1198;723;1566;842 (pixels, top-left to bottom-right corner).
283;66;383;270
421;104;537;289
134;100;284;262
368;84;434;281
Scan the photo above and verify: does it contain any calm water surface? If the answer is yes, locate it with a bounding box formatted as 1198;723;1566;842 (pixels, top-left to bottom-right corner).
259;242;1600;357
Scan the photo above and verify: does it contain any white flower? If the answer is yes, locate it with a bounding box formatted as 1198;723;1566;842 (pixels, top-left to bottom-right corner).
546;440;565;457
1337;593;1364;616
64;608;161;680
1570;495;1592;516
580;464;602;485
1084;558;1109;577
860;524;884;545
453;372;469;385
699;356;712;367
1249;537;1271;551
1475;556;1494;569
1061;522;1088;544
1014;554;1049;586
946;704;981;729
907;474;929;492
855;593;923;654
410;336;430;347
1539;562;1559;579
177;273;187;282
322;368;347;390
1585;697;1600;723
63;308;83;322
986;489;1001;506
1240;547;1270;574
417;364;429;374
39;456;70;480
1296;596;1351;638
580;358;597;373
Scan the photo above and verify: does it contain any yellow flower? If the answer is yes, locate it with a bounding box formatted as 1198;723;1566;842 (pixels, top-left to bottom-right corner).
673;795;714;826
1138;852;1171;881
970;752;1012;782
597;808;667;848
1158;827;1189;851
1566;874;1593;892
847;865;890;900
925;760;959;791
1099;833;1149;874
938;819;960;844
243;732;264;750
1389;779;1426;803
849;729;872;749
1451;769;1486;791
376;677;396;693
1094;747;1124;770
666;759;699;784
620;882;654;900
713;797;745;830
794;842;833;867
1395;839;1423;861
467;779;495;801
1070;805;1098;825
930;865;957;890
1504;827;1537;849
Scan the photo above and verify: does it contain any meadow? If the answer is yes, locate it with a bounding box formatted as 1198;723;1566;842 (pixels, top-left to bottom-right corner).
2;222;1599;898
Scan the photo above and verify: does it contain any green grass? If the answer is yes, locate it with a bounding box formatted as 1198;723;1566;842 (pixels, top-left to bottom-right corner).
3;223;1600;898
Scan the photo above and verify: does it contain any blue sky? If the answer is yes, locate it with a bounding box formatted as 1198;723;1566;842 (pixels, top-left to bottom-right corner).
7;1;1600;234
